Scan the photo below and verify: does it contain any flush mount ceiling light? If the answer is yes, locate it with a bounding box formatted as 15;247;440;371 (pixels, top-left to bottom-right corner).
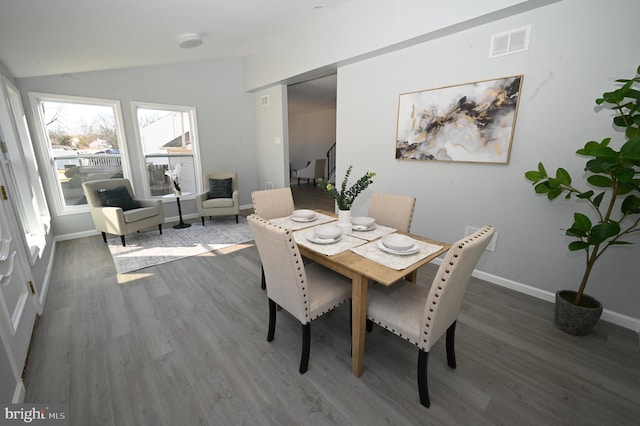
177;33;203;48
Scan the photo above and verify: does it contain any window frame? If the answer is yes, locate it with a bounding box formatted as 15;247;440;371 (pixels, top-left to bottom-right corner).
131;101;202;198
28;92;132;215
0;77;51;262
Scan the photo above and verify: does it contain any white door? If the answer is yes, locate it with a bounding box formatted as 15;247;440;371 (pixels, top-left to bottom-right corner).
0;172;39;394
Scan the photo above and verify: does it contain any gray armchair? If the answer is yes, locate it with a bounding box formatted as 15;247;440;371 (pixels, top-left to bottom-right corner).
82;178;164;246
195;172;239;226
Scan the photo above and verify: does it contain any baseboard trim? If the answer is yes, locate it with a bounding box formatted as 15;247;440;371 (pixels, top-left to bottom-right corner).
35;239;57;315
431;258;640;333
12;380;25;403
55;229;99;242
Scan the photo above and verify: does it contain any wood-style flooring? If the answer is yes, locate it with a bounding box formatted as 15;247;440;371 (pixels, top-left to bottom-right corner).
23;184;640;425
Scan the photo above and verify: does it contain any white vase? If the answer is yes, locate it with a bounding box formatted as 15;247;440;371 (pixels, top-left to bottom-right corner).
337;208;352;234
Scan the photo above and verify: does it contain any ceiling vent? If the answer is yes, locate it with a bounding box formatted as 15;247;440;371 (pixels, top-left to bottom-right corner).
260;95;270;107
489;25;531;58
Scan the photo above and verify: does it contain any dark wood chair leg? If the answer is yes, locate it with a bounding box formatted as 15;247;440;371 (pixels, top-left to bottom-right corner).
299;323;311;374
102;232;107;243
201;217;205;226
446;321;457;369
267;298;276;342
158;224;163;234
366;319;373;332
417;349;430;408
260;265;266;290
236;214;239;224
120;235;126;247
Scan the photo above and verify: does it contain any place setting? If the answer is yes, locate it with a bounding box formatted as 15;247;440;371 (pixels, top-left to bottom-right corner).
349;216;396;241
270;209;336;230
350;232;444;270
294;222;366;256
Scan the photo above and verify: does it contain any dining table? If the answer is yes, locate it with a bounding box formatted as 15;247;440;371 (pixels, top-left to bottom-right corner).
270;210;450;377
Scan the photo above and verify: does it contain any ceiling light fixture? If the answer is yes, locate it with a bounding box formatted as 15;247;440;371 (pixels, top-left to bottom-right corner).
177;33;203;49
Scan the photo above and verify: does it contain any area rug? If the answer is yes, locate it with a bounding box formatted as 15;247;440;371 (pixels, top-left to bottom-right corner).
107;216;254;274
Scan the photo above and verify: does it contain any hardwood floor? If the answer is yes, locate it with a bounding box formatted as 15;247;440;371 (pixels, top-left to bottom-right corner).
23;184;639;425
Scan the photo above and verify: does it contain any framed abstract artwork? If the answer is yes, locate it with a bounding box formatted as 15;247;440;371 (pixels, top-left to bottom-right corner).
395;75;523;164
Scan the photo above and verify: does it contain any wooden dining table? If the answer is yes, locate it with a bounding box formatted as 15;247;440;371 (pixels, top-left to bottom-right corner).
290;210;450;377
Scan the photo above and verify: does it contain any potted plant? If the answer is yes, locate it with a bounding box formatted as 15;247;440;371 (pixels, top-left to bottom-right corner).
318;165;375;231
524;65;640;335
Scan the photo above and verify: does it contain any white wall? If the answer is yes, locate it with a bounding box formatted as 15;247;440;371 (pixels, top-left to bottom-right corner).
336;0;639;321
254;84;289;190
244;0;557;90
288;108;336;172
17;58;257;236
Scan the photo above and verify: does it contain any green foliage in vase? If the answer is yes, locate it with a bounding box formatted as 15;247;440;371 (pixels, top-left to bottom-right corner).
318;165;376;210
525;65;640;306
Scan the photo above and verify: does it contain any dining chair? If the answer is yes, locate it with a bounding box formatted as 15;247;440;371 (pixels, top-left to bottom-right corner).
366;225;495;407
251;187;295;220
247;214;351;374
251;187;296;289
367;192;416;232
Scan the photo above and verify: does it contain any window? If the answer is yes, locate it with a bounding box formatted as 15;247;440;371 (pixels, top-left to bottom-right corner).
0;77;50;261
133;103;201;197
29;93;129;214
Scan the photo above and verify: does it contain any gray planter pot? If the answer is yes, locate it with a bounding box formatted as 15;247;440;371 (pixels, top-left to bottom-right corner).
554;290;603;336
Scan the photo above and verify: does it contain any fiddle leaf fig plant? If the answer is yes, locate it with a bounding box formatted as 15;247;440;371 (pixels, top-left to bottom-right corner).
525;65;640;306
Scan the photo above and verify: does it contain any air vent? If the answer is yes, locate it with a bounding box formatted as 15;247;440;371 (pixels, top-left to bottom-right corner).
489;25;531;58
260;95;270;107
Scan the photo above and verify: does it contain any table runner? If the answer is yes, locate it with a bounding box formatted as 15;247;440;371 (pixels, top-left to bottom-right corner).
270;212;335;230
350;239;444;270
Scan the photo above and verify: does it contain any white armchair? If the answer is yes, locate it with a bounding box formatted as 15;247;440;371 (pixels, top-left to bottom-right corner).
82;178;164;247
195;172;240;226
294;158;326;185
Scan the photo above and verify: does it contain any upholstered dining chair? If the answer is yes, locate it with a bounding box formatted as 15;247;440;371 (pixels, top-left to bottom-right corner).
251;187;296;289
294;158;326;185
247;214;351;374
366;226;494;407
367;192;416;232
251;187;295;220
195;172;239;226
82;178;164;247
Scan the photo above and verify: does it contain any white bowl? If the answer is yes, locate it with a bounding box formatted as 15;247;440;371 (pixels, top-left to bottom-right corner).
351;216;375;227
381;234;415;251
292;209;316;219
314;224;342;240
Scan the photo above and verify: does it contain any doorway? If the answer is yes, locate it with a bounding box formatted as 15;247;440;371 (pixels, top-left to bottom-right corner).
287;74;337;183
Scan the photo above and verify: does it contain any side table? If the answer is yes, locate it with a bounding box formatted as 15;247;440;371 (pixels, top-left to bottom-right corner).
162;192;191;229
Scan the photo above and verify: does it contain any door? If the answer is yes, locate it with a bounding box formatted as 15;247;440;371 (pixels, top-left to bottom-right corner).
0;169;39;394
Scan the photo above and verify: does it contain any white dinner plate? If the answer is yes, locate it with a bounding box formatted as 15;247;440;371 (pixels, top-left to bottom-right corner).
306;234;343;244
377;240;420;255
291;216;317;223
352;224;376;232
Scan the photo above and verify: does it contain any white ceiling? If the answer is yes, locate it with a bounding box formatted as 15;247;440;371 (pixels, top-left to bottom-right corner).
0;0;352;79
